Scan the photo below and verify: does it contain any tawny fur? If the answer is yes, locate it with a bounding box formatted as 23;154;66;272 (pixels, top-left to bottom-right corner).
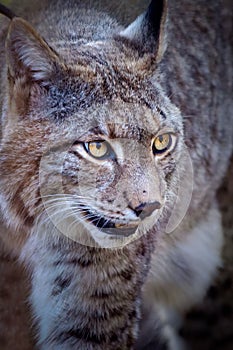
0;0;232;349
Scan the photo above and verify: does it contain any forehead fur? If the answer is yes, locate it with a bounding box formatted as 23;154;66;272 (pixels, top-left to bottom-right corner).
31;42;157;118
30;44;182;134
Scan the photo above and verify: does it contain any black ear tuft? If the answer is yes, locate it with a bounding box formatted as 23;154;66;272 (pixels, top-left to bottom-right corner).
120;0;167;63
0;3;17;20
146;0;165;42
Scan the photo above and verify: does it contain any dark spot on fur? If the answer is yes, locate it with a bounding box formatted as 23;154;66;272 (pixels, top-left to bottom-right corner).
91;304;127;322
91;289;110;299
60;327;106;344
121;267;133;281
159;109;167;120
34;187;42;208
66;257;92;268
137;242;147;257
13;188;35;227
109;332;119;343
109;307;124;319
76;257;93;268
129;308;137;320
52;276;72;296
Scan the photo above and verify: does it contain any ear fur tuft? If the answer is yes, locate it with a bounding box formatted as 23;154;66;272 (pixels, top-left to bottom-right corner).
0;3;17;20
120;0;167;63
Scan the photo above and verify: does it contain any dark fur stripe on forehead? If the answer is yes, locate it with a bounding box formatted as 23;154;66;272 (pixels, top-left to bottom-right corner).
80;124;152;142
35;69;160;121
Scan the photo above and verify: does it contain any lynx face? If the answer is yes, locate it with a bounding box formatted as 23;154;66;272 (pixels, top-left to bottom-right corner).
0;1;187;248
38;97;184;247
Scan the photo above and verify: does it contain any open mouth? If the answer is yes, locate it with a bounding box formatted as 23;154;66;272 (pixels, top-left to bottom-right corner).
82;209;139;236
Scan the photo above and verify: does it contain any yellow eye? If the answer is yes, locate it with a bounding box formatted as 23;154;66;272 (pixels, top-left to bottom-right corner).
153;133;175;155
85;141;110;159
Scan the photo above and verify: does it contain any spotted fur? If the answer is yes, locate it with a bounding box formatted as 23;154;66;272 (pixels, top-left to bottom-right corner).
0;0;232;349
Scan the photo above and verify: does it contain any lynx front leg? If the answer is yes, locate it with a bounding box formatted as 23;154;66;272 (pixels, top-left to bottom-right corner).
22;236;144;350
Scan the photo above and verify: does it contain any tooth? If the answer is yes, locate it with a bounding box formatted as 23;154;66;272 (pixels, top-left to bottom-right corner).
115;223;125;228
115;223;138;229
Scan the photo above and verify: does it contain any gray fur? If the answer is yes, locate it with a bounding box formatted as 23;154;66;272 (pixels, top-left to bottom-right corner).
0;0;232;349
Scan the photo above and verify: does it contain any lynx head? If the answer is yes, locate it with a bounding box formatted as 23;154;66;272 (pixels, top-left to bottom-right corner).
0;0;191;248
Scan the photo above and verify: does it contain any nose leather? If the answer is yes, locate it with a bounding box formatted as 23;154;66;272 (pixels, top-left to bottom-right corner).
132;201;161;219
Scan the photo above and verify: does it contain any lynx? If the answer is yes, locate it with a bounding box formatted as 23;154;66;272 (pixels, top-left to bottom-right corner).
0;0;232;349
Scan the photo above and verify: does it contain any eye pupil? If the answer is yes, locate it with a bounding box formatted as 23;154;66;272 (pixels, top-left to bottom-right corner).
158;135;164;143
85;140;111;159
153;133;174;155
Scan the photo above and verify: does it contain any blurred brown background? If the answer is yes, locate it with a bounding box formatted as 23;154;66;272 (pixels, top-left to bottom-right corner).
0;0;232;349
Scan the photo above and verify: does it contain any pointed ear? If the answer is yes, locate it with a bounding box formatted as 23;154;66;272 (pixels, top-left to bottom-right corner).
6;17;63;85
119;0;167;63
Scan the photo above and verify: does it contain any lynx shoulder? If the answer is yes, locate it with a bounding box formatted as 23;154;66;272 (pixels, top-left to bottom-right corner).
0;0;232;349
